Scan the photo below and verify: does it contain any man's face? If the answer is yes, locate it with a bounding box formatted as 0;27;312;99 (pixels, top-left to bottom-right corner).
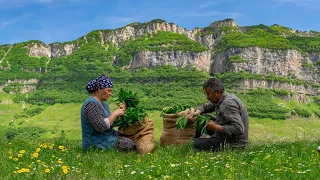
205;87;220;103
100;88;113;101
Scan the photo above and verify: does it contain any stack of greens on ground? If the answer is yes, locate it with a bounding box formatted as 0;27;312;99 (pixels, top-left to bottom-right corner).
112;88;147;128
161;105;212;134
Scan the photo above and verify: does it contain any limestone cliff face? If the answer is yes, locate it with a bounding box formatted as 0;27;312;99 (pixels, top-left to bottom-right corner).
0;79;39;94
236;79;320;102
49;43;77;58
211;47;320;83
27;20;223;59
130;50;211;72
28;43;51;58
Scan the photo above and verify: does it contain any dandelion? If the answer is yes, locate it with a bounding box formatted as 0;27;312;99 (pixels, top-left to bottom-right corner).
62;166;68;170
21;168;26;173
37;160;41;163
18;154;23;157
18;170;22;173
45;169;50;173
131;171;136;174
63;169;68;174
43;144;48;148
265;155;271;160
59;146;64;150
58;160;63;164
49;146;54;150
36;148;41;152
13;171;17;174
8;156;12;159
19;150;25;154
13;158;18;161
25;169;30;173
33;153;39;158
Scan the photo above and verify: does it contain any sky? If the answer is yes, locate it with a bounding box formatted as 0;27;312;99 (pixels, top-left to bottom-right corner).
0;0;320;45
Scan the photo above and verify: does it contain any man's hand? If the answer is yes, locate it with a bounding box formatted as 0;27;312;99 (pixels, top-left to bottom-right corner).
187;108;201;123
207;120;224;133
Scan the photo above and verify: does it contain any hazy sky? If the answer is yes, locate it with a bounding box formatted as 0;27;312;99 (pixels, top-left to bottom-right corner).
0;0;319;45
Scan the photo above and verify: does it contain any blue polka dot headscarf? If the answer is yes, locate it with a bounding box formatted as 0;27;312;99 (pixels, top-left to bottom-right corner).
86;74;113;93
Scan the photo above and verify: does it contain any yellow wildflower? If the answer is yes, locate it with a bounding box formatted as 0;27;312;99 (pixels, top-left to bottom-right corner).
58;160;63;164
21;168;26;173
13;171;17;174
37;160;41;163
36;148;41;152
63;169;68;174
33;153;39;158
49;146;53;150
18;154;23;157
19;150;25;154
45;169;50;173
13;158;18;161
62;166;68;170
43;144;48;148
8;156;12;159
17;170;22;173
59;146;64;150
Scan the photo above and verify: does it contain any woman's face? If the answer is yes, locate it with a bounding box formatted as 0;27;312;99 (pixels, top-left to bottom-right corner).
99;88;113;101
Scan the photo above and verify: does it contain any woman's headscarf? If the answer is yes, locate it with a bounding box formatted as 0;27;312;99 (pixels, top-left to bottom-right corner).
86;74;113;93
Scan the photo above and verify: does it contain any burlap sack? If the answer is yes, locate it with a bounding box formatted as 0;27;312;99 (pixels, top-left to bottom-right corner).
160;113;196;147
118;117;155;154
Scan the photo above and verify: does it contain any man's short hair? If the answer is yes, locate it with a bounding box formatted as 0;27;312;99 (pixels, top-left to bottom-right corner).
203;78;224;93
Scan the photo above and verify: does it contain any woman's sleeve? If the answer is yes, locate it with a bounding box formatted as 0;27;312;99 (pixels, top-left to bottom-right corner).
84;102;111;132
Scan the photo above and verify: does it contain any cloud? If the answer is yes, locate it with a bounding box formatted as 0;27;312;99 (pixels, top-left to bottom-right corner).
35;0;54;3
198;1;222;8
104;17;137;24
181;11;244;19
276;0;320;9
0;19;17;30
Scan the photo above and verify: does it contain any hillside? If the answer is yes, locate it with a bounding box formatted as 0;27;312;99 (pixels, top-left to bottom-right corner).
1;18;320;120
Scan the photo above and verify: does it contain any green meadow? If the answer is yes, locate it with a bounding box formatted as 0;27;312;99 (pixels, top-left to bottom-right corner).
1;92;320;179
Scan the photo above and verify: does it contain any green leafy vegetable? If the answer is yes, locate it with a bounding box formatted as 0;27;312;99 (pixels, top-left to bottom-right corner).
116;88;139;108
113;88;146;128
113;107;147;128
176;116;188;130
195;115;211;135
162;104;191;114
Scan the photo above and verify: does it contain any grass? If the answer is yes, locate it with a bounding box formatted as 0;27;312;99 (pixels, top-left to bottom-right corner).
4;101;320;142
1;92;320;179
2;139;320;179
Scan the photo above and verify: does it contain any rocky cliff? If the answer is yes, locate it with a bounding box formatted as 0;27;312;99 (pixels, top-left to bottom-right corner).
130;50;211;72
212;47;320;83
1;18;320;101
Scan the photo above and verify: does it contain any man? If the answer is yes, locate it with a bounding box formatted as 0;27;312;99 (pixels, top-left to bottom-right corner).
189;78;249;151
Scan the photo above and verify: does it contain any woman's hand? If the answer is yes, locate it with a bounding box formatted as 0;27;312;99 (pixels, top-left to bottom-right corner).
119;102;126;110
113;108;125;117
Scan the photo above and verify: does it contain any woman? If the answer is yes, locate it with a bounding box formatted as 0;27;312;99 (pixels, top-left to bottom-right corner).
80;74;135;151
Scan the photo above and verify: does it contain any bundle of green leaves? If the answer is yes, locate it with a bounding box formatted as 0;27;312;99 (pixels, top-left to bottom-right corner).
113;88;146;128
161;104;191;130
115;88;139;108
113;107;147;128
195;115;211;135
161;104;191;114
